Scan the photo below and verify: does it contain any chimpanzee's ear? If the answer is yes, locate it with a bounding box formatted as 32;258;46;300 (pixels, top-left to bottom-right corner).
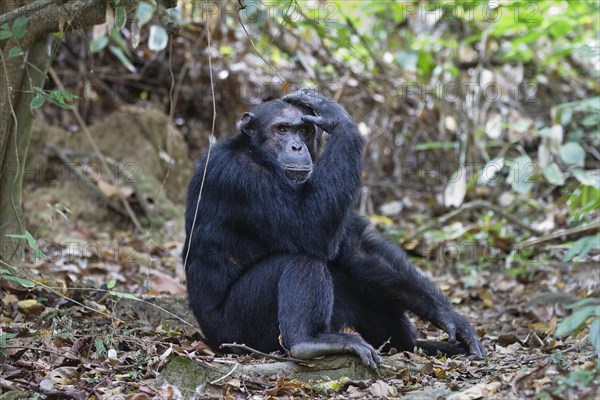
240;112;256;137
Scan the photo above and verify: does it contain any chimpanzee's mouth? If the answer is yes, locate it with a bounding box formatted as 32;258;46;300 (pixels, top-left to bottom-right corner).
283;167;312;183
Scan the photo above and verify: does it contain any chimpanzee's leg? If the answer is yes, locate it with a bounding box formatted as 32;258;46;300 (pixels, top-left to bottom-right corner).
277;255;381;368
329;265;417;352
213;254;380;368
329;222;485;358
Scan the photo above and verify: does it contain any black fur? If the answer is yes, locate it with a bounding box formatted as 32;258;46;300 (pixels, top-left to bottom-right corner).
183;91;485;365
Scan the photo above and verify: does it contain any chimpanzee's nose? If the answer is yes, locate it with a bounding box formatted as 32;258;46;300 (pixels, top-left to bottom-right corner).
292;144;302;152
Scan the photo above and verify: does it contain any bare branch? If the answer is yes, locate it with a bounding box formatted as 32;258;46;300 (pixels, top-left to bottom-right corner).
219;343;313;365
0;0;57;26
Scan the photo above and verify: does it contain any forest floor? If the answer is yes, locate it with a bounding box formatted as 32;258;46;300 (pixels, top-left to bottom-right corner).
1;231;597;400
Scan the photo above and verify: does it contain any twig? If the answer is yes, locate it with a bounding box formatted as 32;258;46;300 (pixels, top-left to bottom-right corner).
210;363;239;384
237;0;285;82
405;199;543;242
0;259;117;320
183;2;218;271
268;0;294;45
6;346;81;361
0;0;56;26
519;220;600;248
219;343;312;365
376;337;391;353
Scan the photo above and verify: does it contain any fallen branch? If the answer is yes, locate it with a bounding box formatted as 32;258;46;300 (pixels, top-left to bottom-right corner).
404;199;543;243
219;343;312;365
519;220;600;248
0;0;56;26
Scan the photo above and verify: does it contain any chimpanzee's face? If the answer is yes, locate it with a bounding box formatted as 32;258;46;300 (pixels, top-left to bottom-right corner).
240;101;321;183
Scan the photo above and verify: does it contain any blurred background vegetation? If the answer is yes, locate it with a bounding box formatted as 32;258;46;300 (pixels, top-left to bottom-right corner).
24;0;597;269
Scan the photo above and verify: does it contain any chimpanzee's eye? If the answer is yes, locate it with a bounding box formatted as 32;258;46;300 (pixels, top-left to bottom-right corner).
277;125;287;134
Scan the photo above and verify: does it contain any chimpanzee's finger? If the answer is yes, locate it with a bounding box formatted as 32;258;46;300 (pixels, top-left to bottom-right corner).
301;115;325;126
446;322;457;343
283;88;327;107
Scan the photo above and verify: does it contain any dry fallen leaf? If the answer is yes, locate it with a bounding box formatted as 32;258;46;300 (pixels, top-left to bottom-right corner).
368;380;397;397
17;299;45;315
448;381;501;400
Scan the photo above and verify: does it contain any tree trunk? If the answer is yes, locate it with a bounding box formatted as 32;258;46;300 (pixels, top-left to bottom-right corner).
0;0;109;264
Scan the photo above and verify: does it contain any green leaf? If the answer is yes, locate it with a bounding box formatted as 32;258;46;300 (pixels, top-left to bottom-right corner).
556;306;600;337
589;319;600;352
563;234;600;262
148;25;168;52
508;155;535;194
106;279;116;289
136;2;155;27
94;337;107;356
220;45;233;56
550;20;574;37
0;333;17;343
8;46;23;58
115;6;127;30
566;298;600;309
108;45;136;72
109;290;140;301
48;90;76;110
1;275;36;288
90;35;109;53
30;93;46;110
395;50;418;72
1;332;18;355
0;29;12;40
559;142;586;165
6;231;49;260
6;231;37;249
11;16;28;40
543;163;565;186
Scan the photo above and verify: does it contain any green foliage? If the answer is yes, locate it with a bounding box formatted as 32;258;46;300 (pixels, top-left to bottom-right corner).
90;35;110;53
115;6;127;30
562;234;600;262
0;268;35;288
0;333;18;356
8;45;23;58
298;0;599;205
6;231;48;260
507;155;535;194
109;44;136;72
136;2;156;27
556;298;600;353
90;0;177;67
29;87;79;111
0;16;28;41
549;358;600;397
94;336;108;357
107;279;141;301
567;185;600;223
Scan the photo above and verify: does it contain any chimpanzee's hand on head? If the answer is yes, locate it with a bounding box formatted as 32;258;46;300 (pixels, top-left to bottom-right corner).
433;310;486;359
283;88;354;133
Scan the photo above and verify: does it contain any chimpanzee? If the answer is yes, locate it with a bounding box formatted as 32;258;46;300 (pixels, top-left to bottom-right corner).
183;89;486;368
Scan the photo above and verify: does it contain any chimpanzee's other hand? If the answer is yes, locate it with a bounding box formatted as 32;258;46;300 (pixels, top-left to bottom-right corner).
283;88;354;133
432;310;486;359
